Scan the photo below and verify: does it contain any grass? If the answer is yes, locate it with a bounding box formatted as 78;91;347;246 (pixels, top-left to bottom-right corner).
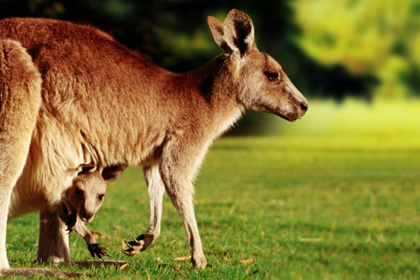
4;100;420;279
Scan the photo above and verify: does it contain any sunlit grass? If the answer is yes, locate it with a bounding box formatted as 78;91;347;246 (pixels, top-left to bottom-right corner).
4;99;420;279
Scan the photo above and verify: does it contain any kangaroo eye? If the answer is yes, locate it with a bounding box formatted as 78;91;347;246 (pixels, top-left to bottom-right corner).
98;194;105;201
264;71;279;81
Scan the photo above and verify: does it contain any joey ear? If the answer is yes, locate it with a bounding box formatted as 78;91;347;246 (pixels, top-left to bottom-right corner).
223;9;255;57
102;164;127;182
208;16;231;53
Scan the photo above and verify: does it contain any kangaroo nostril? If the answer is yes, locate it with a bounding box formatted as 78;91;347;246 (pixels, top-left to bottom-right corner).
300;103;308;112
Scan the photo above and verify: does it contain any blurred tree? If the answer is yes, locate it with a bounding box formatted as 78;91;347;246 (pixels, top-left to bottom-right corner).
293;0;420;99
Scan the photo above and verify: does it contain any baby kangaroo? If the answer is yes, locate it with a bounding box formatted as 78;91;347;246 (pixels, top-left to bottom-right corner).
60;165;126;259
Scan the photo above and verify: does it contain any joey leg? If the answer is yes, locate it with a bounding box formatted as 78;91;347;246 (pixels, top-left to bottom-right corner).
72;219;108;259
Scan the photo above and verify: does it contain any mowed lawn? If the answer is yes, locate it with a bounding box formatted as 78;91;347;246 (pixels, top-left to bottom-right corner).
4;101;420;279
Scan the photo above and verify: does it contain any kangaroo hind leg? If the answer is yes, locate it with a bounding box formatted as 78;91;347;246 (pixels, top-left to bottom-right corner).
0;39;42;271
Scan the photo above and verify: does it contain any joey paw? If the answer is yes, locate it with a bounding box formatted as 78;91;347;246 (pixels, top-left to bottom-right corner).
65;214;77;232
87;243;108;259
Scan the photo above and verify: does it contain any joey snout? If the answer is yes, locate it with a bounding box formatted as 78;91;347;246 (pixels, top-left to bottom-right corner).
79;208;95;222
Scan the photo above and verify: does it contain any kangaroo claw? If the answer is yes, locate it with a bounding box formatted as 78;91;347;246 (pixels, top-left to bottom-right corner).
121;236;145;256
66;225;74;234
88;243;108;259
124;240;134;248
121;234;155;257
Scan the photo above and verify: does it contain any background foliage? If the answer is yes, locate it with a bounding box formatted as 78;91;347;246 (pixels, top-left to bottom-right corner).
293;0;420;100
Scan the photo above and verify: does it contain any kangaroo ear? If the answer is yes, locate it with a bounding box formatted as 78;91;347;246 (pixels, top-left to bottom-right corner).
208;10;255;56
223;9;255;57
208;16;231;53
102;164;127;182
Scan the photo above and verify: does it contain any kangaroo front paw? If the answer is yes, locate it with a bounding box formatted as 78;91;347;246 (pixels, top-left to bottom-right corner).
121;237;144;256
121;234;154;256
87;243;108;259
65;214;77;233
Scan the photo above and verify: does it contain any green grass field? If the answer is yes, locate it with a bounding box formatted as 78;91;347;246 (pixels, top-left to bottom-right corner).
4;100;420;279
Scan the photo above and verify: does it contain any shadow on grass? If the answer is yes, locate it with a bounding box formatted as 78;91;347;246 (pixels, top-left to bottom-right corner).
2;260;132;278
2;268;82;278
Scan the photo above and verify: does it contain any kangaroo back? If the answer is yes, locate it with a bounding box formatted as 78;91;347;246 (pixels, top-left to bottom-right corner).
0;39;42;269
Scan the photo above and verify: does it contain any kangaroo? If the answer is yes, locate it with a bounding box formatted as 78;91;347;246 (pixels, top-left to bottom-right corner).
0;9;307;271
59;164;126;259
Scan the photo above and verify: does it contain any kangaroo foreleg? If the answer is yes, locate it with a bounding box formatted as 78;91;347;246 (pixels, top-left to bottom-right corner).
122;137;209;268
122;164;164;256
58;205;107;259
72;219;108;259
159;142;207;269
160;173;206;268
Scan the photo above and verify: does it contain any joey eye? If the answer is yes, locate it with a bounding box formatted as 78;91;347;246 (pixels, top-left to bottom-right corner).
264;71;279;81
75;188;84;197
98;194;105;201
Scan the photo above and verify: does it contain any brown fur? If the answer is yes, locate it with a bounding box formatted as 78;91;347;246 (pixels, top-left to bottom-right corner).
0;9;307;271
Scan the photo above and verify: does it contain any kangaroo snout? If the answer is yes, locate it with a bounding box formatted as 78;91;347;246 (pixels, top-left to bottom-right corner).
292;100;308;121
297;100;308;119
80;210;94;222
283;95;308;122
300;102;308;112
287;78;308;120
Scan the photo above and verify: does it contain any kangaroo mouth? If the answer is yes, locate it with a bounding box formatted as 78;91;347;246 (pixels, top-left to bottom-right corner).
279;114;298;122
61;202;77;229
81;217;90;222
61;202;69;216
257;104;298;122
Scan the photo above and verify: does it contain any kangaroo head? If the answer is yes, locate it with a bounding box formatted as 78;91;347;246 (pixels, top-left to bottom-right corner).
63;164;127;223
69;168;107;223
208;9;308;121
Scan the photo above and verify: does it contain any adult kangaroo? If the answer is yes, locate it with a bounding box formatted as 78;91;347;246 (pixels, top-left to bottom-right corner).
0;9;307;271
